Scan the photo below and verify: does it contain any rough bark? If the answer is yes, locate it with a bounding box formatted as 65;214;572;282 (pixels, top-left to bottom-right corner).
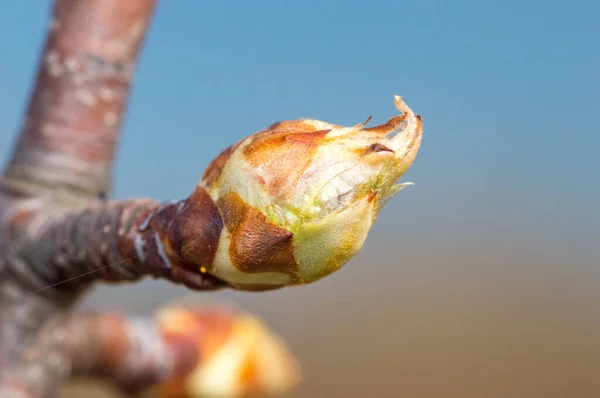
4;0;156;198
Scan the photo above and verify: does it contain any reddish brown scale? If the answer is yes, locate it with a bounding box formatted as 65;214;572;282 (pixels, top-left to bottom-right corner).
126;188;227;290
201;141;241;187
365;143;395;154
171;188;223;268
242;129;330;199
140;205;182;277
416;114;424;131
363;114;407;134
217;191;299;278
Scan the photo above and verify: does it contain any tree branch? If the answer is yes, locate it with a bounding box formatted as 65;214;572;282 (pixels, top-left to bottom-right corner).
0;274;72;398
65;311;197;395
3;0;157;198
65;307;300;397
10;194;228;294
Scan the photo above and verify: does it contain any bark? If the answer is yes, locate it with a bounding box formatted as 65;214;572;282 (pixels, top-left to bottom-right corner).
4;0;156;198
14;196;227;293
65;312;199;395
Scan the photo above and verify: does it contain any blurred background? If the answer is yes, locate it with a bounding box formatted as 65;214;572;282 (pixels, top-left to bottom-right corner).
1;1;600;397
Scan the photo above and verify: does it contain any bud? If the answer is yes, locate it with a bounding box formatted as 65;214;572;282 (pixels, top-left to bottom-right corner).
155;307;300;398
170;96;422;290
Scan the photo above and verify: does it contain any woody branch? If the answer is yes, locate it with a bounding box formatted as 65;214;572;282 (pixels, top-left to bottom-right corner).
66;312;198;395
4;0;155;198
15;195;228;293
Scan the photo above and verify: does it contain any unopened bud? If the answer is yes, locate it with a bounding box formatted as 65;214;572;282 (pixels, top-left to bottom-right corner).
163;96;423;290
155;307;300;398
